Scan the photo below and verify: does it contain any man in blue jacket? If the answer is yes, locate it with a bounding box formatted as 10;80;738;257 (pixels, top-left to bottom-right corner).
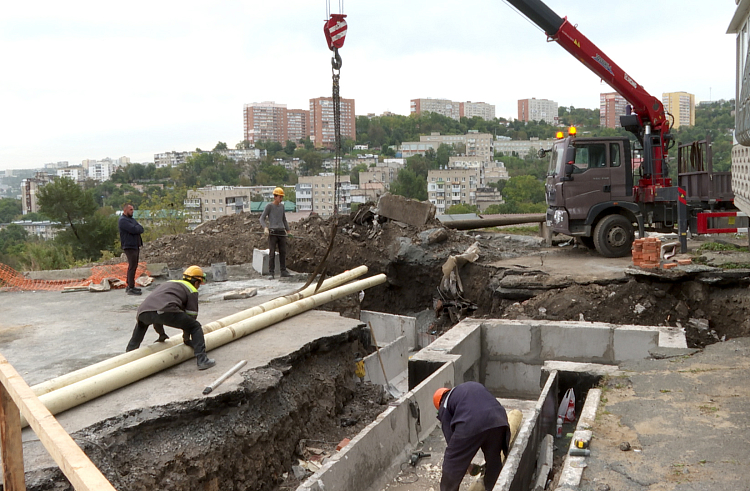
119;203;144;295
434;382;510;491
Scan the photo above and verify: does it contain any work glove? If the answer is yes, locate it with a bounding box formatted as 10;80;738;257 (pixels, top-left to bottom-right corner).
264;227;269;236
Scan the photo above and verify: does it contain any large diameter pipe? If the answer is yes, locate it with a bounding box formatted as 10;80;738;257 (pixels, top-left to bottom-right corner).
22;274;386;427
441;214;545;231
31;266;368;396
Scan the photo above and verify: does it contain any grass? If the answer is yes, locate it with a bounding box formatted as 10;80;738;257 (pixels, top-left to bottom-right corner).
696;242;748;252
483;225;540;235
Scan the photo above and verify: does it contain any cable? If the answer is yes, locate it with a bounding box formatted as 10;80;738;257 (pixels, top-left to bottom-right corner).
396;461;420;484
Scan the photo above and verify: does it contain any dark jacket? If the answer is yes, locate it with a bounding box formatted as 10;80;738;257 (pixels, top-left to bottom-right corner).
137;280;199;317
119;214;144;250
438;382;510;445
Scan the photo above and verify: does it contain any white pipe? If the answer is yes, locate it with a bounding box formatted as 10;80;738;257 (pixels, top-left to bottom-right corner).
31;266;368;396
22;274;386;427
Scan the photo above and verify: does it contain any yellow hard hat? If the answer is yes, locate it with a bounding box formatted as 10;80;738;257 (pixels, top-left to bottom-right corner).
273;187;285;197
183;265;206;283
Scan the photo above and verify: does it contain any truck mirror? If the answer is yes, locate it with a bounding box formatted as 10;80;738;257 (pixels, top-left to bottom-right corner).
563;162;575;181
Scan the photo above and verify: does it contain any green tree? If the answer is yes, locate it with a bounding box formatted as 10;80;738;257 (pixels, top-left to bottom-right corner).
37;177;98;242
0;223;28;254
213;141;228;151
436;143;455;168
139;189;189;241
21;211;47;221
350;163;369;184
284;140;297;156
390;169;427;201
445;203;479;214
236;140;252;150
0;198;22;223
502;175;545;205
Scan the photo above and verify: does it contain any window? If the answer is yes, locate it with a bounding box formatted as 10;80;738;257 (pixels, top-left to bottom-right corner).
219;207;223;212
573;143;607;171
212;199;216;204
609;143;622;167
219;199;223;204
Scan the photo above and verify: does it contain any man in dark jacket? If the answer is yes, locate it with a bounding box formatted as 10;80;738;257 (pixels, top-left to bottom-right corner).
125;266;216;370
118;203;144;295
434;382;510;491
259;187;291;278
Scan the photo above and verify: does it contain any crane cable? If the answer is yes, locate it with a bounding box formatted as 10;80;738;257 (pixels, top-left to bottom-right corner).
324;2;347;216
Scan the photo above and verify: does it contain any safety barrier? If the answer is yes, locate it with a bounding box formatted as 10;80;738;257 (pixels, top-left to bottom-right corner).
0;262;149;292
0;353;117;490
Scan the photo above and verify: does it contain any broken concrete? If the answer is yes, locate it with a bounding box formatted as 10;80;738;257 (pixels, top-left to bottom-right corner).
376;193;436;228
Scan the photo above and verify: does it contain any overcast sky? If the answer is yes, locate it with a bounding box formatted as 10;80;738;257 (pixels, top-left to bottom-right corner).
0;0;739;170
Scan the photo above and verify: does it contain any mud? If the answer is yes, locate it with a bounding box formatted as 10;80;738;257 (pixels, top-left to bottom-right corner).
20;328;390;491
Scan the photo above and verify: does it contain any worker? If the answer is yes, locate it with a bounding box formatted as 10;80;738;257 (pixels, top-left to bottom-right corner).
125;265;216;370
434;382;510;491
118;203;144;295
259;187;291;278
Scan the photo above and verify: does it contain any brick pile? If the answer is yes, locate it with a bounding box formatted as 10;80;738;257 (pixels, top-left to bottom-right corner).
632;237;693;270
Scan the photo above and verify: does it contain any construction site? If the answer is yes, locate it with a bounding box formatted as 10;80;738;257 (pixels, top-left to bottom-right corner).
2;196;750;491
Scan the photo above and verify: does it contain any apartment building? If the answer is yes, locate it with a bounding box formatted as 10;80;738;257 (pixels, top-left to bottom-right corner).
517;98;558;125
600;92;629;128
86;160;116;181
494;136;557;158
410;98;461;120
217;149;263;161
359;165;400;189
460;101;496;121
286;109;310;143
427;168;479;214
296;174;354;217
10;220;60;240
484;160;510;184
57;166;85;181
243;102;288;145
21;172;53;215
185;185;280;225
399;132;494;161
155;151;195;168
350;182;386;206
309;97;356;148
662;91;695;129
475;188;504;212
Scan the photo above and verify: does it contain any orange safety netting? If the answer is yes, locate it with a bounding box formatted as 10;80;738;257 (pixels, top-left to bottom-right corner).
0;262;150;292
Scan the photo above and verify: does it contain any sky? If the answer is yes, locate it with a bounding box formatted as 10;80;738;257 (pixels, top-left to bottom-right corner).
0;0;740;170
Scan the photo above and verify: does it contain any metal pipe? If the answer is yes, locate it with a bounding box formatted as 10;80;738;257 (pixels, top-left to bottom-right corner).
22;274;387;427
203;360;247;395
31;266;369;396
441;214;545;231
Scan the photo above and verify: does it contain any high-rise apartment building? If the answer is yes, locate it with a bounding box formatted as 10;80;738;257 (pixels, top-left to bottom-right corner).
517;98;558;125
460;101;496;121
309;97;356;149
243;102;288;145
662;92;695;129
21;172;53;215
427;169;479;214
600;92;629;128
296;174;354;217
410;98;461;120
286;109;310;143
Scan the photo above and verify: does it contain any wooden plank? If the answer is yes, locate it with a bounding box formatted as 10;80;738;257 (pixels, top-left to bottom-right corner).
0;354;116;491
0;383;26;491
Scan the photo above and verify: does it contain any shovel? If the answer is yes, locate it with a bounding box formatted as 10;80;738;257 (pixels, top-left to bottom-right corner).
368;322;402;399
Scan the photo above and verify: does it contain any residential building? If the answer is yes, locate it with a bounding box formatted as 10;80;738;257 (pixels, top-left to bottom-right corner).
297;174;353;217
43;162;69;170
286;109;311;143
243;101;288;145
217;149;263;161
10;220;60;240
517;98;558;125
494;136;557;158
484;161;510;184
350;182;386;205
185;185;281;225
57;166;84;181
21;172;53;215
87;160;116;181
475;188;504;212
600;92;629;128
662;91;695;128
155;151;195;168
309;97;356;149
410;98;461;120
399;132;494;162
460;101;496;121
427;169;479;214
729;3;750;216
359;165;401;189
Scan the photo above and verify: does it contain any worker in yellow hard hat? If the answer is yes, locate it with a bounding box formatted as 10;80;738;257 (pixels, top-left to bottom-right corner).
259;187;291;279
434;382;510;491
125;265;216;370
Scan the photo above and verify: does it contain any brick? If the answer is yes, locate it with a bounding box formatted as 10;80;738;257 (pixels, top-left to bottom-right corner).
336;438;351;451
677;258;692;265
662;262;678;269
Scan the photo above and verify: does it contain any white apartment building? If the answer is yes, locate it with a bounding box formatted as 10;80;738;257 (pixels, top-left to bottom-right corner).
155;151;195;168
296;174;354;217
87;161;115;181
484;161;510;184
494;137;557;158
217;149;263;161
399;132;494;161
359;165;401;189
461;101;496;121
410;98;461;120
57;166;84;181
11;220;60;240
185;185;278;225
518;98;558;125
427;169;479;214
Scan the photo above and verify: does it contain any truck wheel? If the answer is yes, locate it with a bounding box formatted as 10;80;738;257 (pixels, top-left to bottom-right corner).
579;236;596;249
593;215;634;258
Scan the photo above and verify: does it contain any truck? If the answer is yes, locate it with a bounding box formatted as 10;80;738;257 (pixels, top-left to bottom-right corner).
507;0;741;257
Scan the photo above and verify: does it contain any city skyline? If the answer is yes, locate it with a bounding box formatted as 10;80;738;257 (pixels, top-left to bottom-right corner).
1;0;737;170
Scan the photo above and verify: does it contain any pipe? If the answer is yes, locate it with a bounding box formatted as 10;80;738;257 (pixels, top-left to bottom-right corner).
441;214;545;231
22;274;386;427
31;266;369;396
203;360;247;395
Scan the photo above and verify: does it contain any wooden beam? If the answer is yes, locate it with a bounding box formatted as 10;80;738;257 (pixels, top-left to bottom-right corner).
0;382;26;491
0;354;116;491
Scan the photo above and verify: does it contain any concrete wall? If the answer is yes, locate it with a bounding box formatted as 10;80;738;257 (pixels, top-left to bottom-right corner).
482;319;659;397
362;335;408;385
360;310;417;350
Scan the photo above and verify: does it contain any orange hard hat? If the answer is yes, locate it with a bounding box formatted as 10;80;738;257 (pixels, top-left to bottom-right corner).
433;388;450;409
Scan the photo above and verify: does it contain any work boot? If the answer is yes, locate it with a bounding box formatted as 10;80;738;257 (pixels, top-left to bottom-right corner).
155;334;169;343
267;271;275;279
196;354;216;370
126;287;142;296
132;287;142;292
280;270;292;277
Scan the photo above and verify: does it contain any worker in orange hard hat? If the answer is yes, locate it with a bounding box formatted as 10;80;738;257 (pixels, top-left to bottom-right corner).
259;187;291;279
125;265;216;370
434;382;510;491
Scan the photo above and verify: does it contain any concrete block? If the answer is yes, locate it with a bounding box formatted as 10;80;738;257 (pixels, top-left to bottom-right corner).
484;321;533;357
426;319;482;385
360;310;417;349
363;336;408;385
252;248;280;275
377;193;436;227
211;262;227;282
485;361;541;397
613;326;659;362
540;321;612;362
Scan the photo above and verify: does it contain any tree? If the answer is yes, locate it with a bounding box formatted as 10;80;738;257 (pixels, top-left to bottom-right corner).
37;177;98;242
0;224;28;254
350;163;369;185
284;140;297;156
0;198;22;223
436;143;454;168
213;142;229;151
502;175;546;206
445;203;479;214
236;140;252;150
390;169;427;201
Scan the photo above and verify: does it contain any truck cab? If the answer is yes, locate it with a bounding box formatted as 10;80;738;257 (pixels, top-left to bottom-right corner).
545;134;643;257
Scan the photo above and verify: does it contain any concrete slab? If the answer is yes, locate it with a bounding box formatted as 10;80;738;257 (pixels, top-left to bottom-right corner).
0;275;363;475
